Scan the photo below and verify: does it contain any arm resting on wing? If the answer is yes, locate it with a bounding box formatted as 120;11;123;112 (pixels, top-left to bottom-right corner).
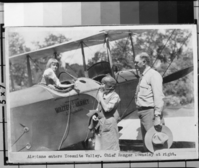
44;68;74;89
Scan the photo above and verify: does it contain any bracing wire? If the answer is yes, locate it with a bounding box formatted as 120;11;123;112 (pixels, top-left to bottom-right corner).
64;42;81;63
82;40;107;65
162;32;191;77
152;29;177;68
58;92;72;150
28;55;43;72
82;40;94;53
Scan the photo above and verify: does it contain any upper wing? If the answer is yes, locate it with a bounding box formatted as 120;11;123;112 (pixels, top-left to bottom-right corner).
9;29;141;64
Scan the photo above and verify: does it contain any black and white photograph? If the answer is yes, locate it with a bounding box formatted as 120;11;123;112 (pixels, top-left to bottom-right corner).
5;25;198;163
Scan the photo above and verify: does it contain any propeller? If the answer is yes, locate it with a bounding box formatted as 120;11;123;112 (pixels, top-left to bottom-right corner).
163;66;194;84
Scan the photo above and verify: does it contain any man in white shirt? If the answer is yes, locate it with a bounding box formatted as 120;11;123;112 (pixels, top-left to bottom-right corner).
134;52;165;152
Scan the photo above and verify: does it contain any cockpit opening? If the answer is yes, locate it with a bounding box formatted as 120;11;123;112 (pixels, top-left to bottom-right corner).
87;61;112;82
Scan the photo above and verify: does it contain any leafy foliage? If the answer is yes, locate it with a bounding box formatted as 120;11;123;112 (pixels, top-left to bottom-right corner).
9;32;31;56
87;29;194;106
33;34;69;49
9;32;31;90
87;51;107;67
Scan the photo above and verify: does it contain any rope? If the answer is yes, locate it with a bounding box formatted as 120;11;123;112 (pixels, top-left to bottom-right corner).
58;92;72;150
83;87;101;149
18;146;26;152
12;124;29;147
12;131;26;147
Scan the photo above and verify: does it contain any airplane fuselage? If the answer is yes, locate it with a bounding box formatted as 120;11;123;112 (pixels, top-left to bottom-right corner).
10;71;138;152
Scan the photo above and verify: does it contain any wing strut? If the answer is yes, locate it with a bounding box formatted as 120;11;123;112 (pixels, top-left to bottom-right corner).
105;34;114;78
129;32;139;78
9;61;15;91
162;32;191;77
152;30;176;68
129;32;136;61
54;51;57;59
80;41;88;77
26;55;33;87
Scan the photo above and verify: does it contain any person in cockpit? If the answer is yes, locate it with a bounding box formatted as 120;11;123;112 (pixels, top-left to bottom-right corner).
41;58;75;89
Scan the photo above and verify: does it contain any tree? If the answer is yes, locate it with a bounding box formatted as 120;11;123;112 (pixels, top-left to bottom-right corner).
111;39;134;70
9;32;31;56
77;69;85;77
87;51;107;67
33;34;70;49
32;33;70;63
9;32;31;91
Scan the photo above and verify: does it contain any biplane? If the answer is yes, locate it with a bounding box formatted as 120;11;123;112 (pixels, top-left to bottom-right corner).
8;27;195;152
